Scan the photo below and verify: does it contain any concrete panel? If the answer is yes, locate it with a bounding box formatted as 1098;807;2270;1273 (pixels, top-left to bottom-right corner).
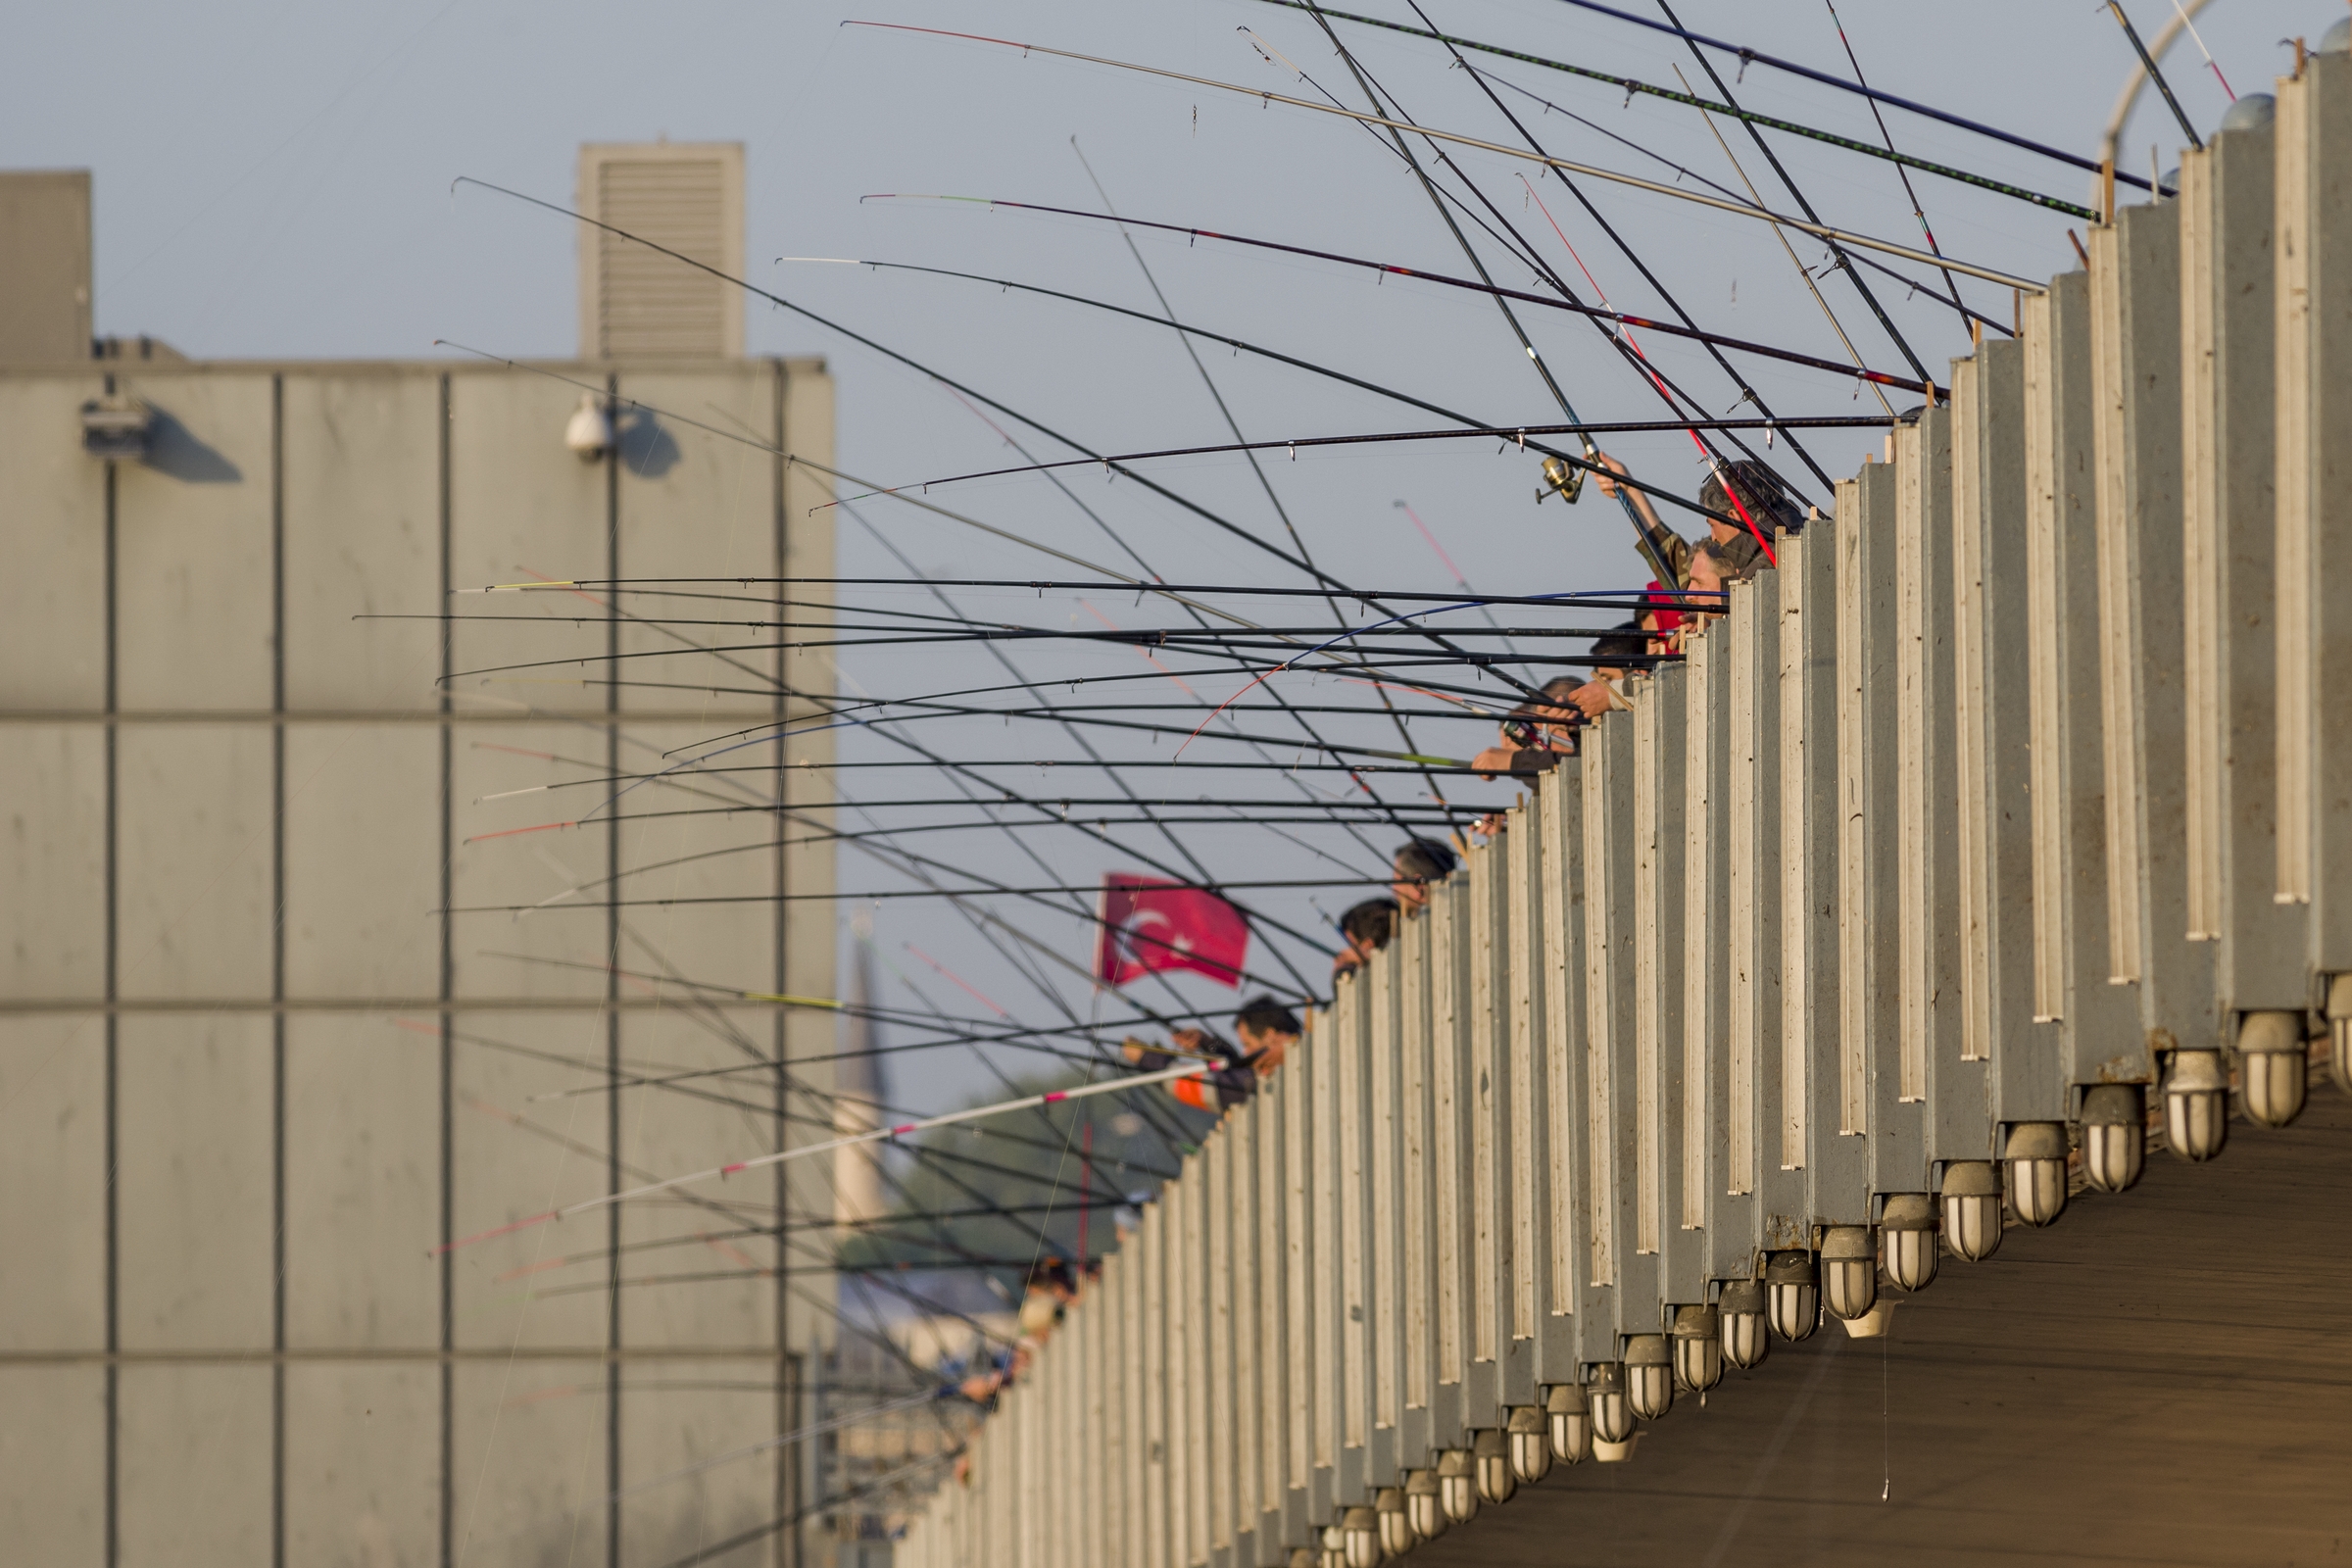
285;1011;440;1348
0;1367;106;1562
615;367;780;710
284;723;440;999
285;1360;442;1566
0;722;106;1000
118;1363;273;1568
616;1011;780;1352
451;1358;610;1566
0;1016;107;1349
779;361;836;715
612;720;781;991
447;371;610;714
282;370;446;711
116;722;273;1002
451;1009;620;1350
117;1011;273;1350
114;370;275;710
617;1360;781;1568
448;720;614;1003
0;373;107;708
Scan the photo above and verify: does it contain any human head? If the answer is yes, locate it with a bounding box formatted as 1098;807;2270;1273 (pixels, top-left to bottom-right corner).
1699;462;1800;547
1391;837;1458;914
1339;898;1400;956
1496;677;1584;758
1586;625;1650;683
1234;994;1302;1074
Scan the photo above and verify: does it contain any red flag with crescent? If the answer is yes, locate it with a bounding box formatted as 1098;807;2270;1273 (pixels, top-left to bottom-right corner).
1094;873;1250;990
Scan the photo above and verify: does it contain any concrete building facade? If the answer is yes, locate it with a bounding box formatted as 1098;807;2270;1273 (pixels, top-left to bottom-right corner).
0;160;841;1566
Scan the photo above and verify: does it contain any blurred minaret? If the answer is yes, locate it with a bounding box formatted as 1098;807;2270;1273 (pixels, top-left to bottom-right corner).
834;914;891;1229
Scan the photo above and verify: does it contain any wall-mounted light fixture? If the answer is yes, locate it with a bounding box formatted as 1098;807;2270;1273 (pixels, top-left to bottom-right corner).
2080;1085;2145;1193
565;391;615;460
80;397;151;460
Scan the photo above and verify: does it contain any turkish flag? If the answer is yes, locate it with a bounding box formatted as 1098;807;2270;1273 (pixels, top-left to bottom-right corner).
1094;874;1250;990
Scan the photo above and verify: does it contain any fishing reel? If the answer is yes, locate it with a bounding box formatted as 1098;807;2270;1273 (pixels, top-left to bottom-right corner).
1535;453;1585;506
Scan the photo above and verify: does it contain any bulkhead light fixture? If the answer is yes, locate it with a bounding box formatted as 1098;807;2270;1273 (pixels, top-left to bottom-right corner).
2237;1011;2307;1128
1939;1161;2003;1259
2165;1050;2230;1161
1342;1507;1381;1568
1437;1447;1479;1524
2331;976;2352;1097
1376;1487;1417;1558
1404;1469;1446;1543
1290;1550;1320;1568
1820;1226;1878;1320
1670;1304;1723;1392
1473;1428;1517;1505
1764;1250;1819;1341
2004;1122;2069;1226
1717;1279;1769;1369
1879;1195;1937;1292
1506;1404;1552;1484
1544;1382;1592;1463
2079;1085;2145;1193
79;397;153;461
564;392;616;460
1321;1523;1348;1568
1587;1362;1636;1444
1625;1335;1674;1420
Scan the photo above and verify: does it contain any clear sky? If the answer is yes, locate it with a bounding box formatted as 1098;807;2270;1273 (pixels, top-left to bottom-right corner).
8;0;2328;1108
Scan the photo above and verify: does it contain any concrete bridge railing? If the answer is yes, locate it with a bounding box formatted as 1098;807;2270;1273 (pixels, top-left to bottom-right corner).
897;52;2350;1568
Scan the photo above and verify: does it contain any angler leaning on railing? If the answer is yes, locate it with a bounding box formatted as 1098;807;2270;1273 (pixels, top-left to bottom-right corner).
895;49;2350;1568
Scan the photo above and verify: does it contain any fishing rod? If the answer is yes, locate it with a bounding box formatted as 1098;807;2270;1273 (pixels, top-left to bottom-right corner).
872;196;1933;393
1253;0;2103;219
1822;0;1970;323
1531;0;2162;190
1653;0;1933;389
2103;0;2203;151
435;326;1573;751
450;1000;1168;1255
475;949;1304;1079
526;575;1720;609
834;504;1400;1000
1379;0;1824;525
1280;2;1690;584
863;415;1891;495
773;258;1759;538
433;1057;1221;1255
1668;59;1897;422
445;186;1602;687
840;22;2048;291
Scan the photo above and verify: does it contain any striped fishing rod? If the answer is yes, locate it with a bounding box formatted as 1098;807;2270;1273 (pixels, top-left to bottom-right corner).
837;24;2045;291
1532;0;2164;191
431;1058;1218;1255
1256;0;2101;219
